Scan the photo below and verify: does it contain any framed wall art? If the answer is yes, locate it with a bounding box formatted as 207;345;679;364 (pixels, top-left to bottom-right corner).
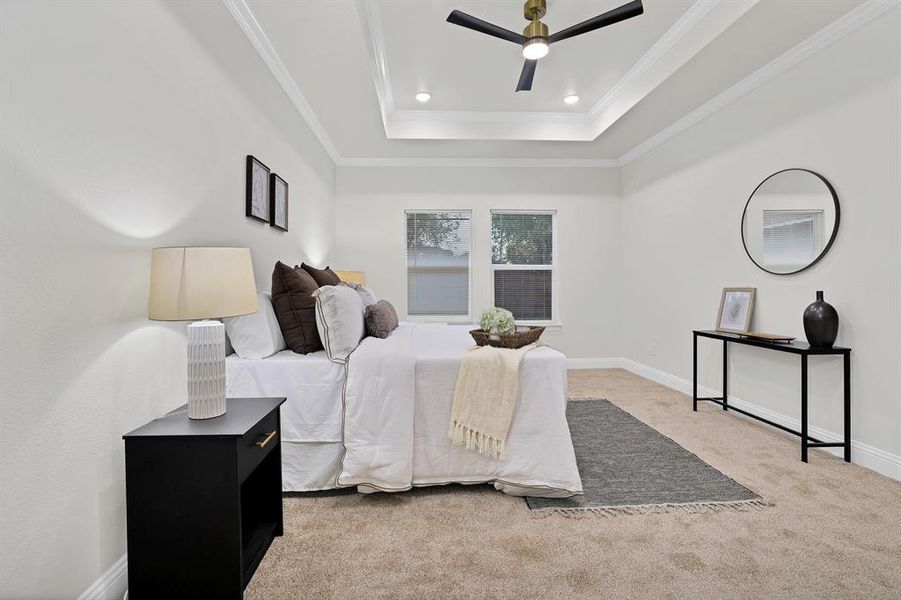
245;155;270;223
270;173;288;232
716;287;756;334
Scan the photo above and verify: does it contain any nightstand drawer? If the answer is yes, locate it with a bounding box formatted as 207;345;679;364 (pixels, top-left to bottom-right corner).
238;409;279;482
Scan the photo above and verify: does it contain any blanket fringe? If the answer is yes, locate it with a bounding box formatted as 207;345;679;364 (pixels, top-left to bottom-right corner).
449;420;505;459
529;498;773;519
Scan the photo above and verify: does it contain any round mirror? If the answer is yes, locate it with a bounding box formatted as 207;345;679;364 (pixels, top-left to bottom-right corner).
741;169;840;275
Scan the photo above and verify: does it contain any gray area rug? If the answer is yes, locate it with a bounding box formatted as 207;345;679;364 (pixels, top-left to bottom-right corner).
526;399;769;516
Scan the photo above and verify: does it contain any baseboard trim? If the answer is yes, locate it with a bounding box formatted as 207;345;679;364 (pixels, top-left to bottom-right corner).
576;357;900;482
78;554;127;600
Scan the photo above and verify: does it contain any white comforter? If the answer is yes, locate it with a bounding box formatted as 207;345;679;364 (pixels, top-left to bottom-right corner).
338;323;582;498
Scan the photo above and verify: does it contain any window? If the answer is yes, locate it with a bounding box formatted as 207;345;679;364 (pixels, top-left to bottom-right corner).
491;211;555;322
762;209;825;268
405;210;471;319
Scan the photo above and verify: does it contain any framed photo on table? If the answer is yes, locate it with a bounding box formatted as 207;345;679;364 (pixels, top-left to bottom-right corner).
270;174;288;232
716;287;756;333
245;155;270;223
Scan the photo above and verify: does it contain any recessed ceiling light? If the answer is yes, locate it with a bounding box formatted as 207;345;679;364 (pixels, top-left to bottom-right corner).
415;91;432;103
563;94;580;105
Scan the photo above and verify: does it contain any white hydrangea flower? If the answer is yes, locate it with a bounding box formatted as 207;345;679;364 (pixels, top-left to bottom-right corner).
480;307;515;335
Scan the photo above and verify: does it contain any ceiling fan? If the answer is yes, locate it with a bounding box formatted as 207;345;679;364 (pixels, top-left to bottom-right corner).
447;0;644;92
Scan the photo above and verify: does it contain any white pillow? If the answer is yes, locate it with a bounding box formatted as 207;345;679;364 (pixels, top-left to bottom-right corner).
223;292;286;360
355;285;379;307
313;285;365;363
340;281;379;306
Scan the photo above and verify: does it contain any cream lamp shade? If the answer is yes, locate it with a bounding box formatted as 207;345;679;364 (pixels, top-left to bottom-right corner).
148;247;258;420
335;270;367;286
148;247;258;320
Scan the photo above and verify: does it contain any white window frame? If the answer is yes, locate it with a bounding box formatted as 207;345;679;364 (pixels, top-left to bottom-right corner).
403;209;473;324
490;209;560;327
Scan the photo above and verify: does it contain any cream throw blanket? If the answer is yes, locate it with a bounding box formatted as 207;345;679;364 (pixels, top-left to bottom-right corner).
449;342;541;459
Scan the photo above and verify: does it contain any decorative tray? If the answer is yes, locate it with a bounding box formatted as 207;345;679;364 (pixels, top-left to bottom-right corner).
739;331;796;343
469;326;545;349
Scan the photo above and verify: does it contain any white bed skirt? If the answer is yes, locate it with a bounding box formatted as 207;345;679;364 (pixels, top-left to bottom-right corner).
281;441;343;491
282;442;574;498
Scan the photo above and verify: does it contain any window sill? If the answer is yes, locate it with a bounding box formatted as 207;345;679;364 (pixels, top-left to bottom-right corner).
518;321;562;331
402;318;562;331
405;316;474;325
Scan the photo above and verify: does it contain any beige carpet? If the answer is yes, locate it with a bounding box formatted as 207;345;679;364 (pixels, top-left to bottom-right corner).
245;369;901;600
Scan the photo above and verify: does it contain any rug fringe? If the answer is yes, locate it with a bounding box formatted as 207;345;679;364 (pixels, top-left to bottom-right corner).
529;498;773;519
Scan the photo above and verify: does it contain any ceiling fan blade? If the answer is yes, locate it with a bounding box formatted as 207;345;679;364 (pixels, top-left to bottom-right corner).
515;59;538;92
447;10;526;44
548;0;644;44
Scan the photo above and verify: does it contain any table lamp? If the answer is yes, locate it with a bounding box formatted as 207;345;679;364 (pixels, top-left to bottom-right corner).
148;247;258;419
335;270;366;286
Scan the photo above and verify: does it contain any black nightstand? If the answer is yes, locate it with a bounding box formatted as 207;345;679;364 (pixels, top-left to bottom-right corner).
123;397;286;599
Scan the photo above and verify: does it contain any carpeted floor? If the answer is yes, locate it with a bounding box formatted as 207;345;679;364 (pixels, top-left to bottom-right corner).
245;369;901;600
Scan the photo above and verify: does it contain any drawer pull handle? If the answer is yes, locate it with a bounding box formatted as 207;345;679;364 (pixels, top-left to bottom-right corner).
256;430;277;449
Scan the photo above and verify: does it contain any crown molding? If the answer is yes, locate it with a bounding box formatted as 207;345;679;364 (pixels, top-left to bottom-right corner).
356;0;393;126
222;0;340;162
389;109;590;124
586;0;720;120
586;0;758;139
618;0;898;165
335;157;621;168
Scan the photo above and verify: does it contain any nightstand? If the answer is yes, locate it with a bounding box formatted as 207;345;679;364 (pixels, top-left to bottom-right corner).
123;397;286;599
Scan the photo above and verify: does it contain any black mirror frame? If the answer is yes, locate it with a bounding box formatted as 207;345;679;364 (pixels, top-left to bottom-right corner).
741;168;840;276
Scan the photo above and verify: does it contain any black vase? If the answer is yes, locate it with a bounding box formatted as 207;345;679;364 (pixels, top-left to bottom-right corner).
803;291;839;348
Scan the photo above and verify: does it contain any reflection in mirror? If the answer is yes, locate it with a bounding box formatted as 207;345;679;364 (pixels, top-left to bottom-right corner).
741;169;839;275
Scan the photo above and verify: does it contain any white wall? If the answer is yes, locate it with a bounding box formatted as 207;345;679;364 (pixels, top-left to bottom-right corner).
620;10;900;459
2;1;898;598
334;167;622;358
0;1;335;598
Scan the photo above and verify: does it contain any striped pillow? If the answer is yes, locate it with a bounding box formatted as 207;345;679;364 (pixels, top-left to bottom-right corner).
312;285;365;363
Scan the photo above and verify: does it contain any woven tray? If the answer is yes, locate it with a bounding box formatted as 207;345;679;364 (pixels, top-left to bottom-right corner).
469;326;545;349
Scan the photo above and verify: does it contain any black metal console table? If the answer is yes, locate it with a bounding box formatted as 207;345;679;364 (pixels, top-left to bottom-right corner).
692;330;851;463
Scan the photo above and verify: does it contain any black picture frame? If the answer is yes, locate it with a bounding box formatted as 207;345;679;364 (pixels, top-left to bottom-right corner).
740;168;840;276
245;155;270;223
269;173;288;232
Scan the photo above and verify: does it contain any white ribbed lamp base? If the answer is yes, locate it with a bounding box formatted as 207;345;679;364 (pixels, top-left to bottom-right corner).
186;320;226;419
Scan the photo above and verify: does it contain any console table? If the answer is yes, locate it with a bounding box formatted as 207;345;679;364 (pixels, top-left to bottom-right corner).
692;330;851;463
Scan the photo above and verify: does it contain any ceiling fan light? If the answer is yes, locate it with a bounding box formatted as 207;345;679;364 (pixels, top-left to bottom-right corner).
522;38;549;60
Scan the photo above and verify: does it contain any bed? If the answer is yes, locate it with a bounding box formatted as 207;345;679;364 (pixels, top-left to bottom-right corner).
226;323;582;498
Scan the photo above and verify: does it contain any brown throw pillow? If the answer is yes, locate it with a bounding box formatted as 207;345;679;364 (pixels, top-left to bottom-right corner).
299;263;340;287
364;300;399;339
271;261;322;354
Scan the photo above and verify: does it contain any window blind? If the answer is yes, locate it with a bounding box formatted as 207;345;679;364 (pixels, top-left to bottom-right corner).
491;212;554;321
494;270;552;321
762;209;825;268
406;211;471;317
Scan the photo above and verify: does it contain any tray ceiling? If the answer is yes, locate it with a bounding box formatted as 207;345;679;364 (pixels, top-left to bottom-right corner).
220;0;886;164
